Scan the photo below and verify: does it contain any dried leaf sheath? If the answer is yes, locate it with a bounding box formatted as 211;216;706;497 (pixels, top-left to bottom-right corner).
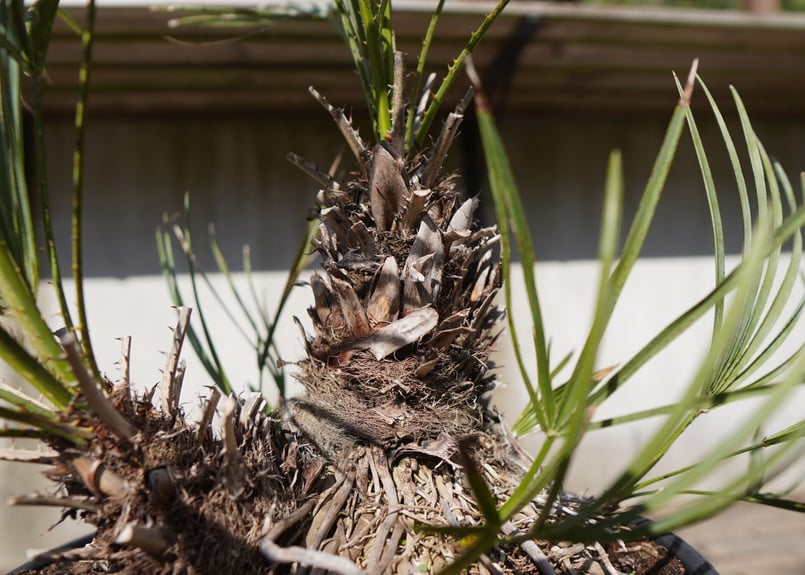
271;89;556;574
293;100;503;453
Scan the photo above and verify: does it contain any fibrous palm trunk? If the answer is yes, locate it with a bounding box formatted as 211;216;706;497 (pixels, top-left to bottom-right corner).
263;84;681;574
281;86;529;573
12;85;681;575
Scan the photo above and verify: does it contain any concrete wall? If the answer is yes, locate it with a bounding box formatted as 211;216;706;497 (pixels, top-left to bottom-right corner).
1;109;803;569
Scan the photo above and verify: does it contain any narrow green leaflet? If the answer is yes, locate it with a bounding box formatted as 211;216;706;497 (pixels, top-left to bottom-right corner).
0;244;75;390
470;51;805;549
415;0;510;148
676;74;725;335
0;404;89;446
0;328;72;408
468;59;552;434
404;0;445;148
157;212;230;393
157;192;316;399
0;16;37;290
258;217;318;397
28;0;59;72
555;150;623;431
71;0;100;376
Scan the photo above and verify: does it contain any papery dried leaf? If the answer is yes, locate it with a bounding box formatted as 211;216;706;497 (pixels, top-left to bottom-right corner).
330;273;371;338
402;215;444;315
444;228;472;245
465;226;499;246
349;221;377;257
471;263;492;303
470;241;500;302
310;272;343;329
402;255;433;313
355;307;439;360
413;358;439;378
406;253;434;284
467;288;500;347
429;326;474;350
367;256;401;327
309;235;324;254
369;143;409;231
443;196;478;246
455;236;498;297
239;392;266;428
448;197;479;234
423;112;463;187
439;311;468;330
321;206;351;249
405;188;431;231
306;307;321;330
314;222;336;258
316;186;350;207
394;432;457;467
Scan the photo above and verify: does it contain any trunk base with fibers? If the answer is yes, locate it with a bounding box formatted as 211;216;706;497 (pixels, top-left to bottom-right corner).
274;91;686;574
12;99;685;575
14;387;322;574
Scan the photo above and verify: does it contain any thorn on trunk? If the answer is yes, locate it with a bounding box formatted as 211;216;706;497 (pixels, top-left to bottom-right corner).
196;386;221;444
111;335;132;413
221;395;245;498
160;307;191;418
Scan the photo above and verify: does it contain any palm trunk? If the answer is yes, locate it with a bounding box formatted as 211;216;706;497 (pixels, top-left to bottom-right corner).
16;90;683;575
277;93;555;573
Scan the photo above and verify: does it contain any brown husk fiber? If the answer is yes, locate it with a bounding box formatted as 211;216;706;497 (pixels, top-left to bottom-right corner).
13;383;685;575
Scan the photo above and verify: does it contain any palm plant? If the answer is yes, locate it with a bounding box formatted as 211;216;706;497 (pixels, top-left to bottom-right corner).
1;0;804;574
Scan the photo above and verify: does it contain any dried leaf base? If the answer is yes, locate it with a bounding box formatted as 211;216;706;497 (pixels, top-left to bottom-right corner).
8;385;683;575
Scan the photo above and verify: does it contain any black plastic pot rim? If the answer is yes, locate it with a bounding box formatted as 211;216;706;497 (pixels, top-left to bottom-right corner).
7;533;94;575
632;518;719;575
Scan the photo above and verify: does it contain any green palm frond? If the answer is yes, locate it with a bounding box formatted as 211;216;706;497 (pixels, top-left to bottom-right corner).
465;57;805;559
